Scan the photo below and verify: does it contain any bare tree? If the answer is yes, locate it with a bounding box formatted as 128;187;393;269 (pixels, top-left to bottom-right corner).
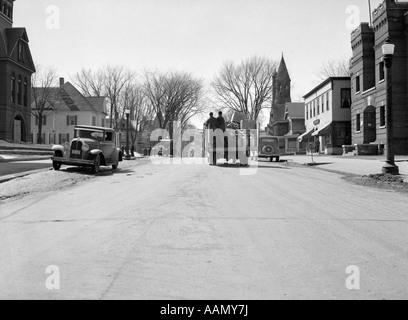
72;68;105;97
31;65;59;144
73;65;132;129
316;57;351;80
122;82;153;152
211;56;277;121
104;66;132;129
143;71;206;155
144;71;205;130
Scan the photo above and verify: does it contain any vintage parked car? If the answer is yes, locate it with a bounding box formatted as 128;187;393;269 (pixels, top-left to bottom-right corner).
51;125;123;174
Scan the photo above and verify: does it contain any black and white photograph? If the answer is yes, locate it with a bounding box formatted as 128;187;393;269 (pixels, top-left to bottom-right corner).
0;0;408;304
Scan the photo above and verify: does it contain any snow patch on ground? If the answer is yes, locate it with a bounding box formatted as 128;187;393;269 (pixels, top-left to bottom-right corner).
0;170;93;202
0;158;148;202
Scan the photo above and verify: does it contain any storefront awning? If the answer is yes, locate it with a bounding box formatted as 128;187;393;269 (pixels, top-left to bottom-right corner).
298;129;314;142
312;123;332;137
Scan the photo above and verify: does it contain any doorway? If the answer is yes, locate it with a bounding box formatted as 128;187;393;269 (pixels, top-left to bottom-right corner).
13;116;26;143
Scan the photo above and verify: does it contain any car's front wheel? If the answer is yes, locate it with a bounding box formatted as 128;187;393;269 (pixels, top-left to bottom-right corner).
53;161;62;171
112;160;119;170
91;155;100;174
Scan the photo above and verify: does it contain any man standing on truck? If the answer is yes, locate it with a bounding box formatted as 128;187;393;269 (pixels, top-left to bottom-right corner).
205;112;218;165
217;111;226;132
205;112;218;130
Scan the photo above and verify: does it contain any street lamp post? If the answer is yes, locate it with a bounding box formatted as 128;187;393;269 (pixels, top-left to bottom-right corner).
382;38;399;175
125;108;131;160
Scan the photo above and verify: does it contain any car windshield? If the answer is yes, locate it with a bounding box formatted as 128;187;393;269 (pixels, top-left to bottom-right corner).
76;129;104;140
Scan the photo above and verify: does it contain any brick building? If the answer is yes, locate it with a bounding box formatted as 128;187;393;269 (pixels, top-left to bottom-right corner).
350;0;408;155
0;0;35;142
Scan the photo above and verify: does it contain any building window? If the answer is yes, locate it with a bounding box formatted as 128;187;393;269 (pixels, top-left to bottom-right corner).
356;76;361;93
306;105;308;120
11;72;16;103
356;114;361;132
102;118;105;127
380;105;386;127
313;100;316;117
326;93;330;111
379;61;385;82
59;133;70;144
17;75;22;105
317;100;320;115
18;42;23;62
92;116;96;126
322;96;325;113
341;89;351;108
23;78;28;106
67;115;78;126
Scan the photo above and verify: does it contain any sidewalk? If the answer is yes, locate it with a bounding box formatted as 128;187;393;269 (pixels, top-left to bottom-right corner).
282;154;408;181
0;140;53;151
0;155;52;163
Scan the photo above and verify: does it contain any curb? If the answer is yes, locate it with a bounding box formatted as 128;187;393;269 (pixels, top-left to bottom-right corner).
0;156;51;163
288;160;408;183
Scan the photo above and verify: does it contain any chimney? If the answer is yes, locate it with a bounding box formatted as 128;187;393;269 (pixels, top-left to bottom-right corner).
59;77;65;87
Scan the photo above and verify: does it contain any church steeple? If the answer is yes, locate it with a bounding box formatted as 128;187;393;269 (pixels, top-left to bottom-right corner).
270;54;292;124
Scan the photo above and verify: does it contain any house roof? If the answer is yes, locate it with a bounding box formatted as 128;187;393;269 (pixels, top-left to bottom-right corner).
87;97;107;114
32;82;106;114
0;28;35;72
303;77;351;99
285;102;305;119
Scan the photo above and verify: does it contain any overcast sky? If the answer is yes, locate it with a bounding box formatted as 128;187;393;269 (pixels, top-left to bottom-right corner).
14;0;383;124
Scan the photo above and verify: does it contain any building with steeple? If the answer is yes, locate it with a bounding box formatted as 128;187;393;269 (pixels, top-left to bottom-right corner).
266;55;306;154
0;0;35;142
267;55;292;136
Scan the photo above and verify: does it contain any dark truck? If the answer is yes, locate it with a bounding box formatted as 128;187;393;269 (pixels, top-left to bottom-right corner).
51;125;123;174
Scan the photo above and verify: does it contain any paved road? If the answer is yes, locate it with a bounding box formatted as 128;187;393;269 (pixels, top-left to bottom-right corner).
0;160;51;177
0;159;407;299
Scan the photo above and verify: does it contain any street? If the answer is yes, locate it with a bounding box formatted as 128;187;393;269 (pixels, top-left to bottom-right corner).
0;158;407;300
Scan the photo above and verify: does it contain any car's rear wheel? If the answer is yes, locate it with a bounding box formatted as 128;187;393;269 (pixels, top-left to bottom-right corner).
53;161;62;171
91;155;100;174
